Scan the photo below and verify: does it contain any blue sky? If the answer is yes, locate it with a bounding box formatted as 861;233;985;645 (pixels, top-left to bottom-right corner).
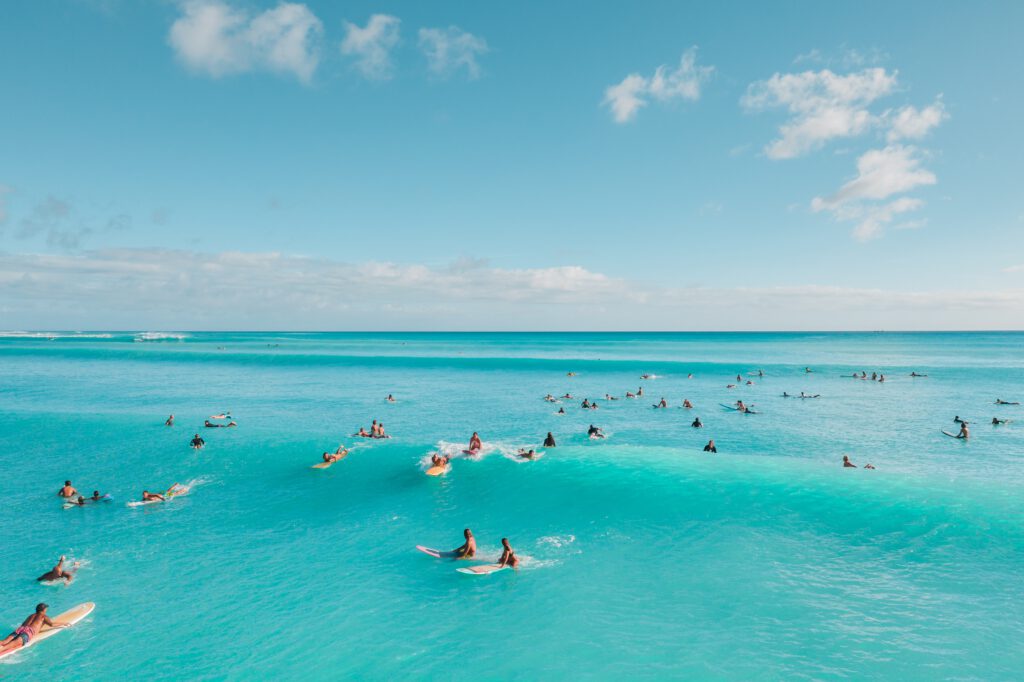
1;0;1022;330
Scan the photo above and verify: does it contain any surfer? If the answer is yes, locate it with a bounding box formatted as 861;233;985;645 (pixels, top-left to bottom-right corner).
141;490;166;502
386;394;395;402
805;367;813;373
543;432;556;447
625;390;636;398
375;423;388;439
556;407;565;415
683;399;693;408
322;447;348;464
703;440;717;453
165;414;174;426
654;398;667;409
641;373;652;380
36;556;76;584
0;604;67;655
735;400;749;413
581;399;591;409
782;392;790;397
544;394;557;402
562;393;573;399
736;374;742;382
57;481;77;498
431;453;450;467
68;496;86;507
910;372;927;377
993;417;1008;425
468;432;482;452
957;422;970;439
204;420;237;428
354;427;370;437
518;449;536;459
190;434;205;449
497;538;519;569
691;417;703;428
953;416;965;424
996;398;1020;405
454;529;476;559
605;394;618;401
637;386;644;397
587;425;604;439
843;455;857;468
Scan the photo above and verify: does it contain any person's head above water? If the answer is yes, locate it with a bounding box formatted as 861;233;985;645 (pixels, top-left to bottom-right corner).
501;538;511;549
464;528;473;538
65;480;71;486
36;603;48;614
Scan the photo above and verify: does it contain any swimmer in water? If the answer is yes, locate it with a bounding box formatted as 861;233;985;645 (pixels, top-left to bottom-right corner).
89;490;104;501
386;394;395;402
605;394;618;401
567;372;577;377
468;432;482;452
736;374;742;382
497;538;519;569
687;373;694;379
843;455;857;468
190;434;205;449
557;407;565;414
562;393;573;399
518;448;536;460
910;372;927;377
581;399;591;409
58;481;77;498
864;463;876;469
141;490;166;502
654;398;667;409
165;414;174;426
996;398;1021;405
682;399;693;408
0;604;67;655
992;417;1009;425
782;392;790;397
703;440;717;453
805;367;813;373
691;417;703;428
543;432;556;447
454;529;476;559
37;556;77;584
625;391;636;398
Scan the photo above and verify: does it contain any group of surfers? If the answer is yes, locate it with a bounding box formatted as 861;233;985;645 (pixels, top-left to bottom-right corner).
439;529;520;569
354;420;390;439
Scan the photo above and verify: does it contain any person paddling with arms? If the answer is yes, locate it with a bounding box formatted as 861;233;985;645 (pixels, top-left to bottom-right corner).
0;604;67;655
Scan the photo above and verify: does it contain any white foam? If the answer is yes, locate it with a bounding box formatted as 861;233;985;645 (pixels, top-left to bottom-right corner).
134;332;188;342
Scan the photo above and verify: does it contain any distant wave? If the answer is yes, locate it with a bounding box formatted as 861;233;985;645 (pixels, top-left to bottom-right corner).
133;332;188;342
0;331;114;339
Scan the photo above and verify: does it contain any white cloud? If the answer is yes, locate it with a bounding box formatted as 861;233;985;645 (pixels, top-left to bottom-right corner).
340;14;400;80
742;68;897;158
417;26;487;79
604;47;713;123
1004;264;1024;273
886;98;947;141
168;1;323;83
3;249;1023;330
811;145;936;240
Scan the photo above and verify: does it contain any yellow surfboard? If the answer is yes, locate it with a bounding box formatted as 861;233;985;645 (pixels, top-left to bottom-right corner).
312;451;348;469
425;465;449;476
0;602;95;661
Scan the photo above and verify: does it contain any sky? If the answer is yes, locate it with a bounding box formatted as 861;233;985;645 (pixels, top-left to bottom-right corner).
1;0;1023;331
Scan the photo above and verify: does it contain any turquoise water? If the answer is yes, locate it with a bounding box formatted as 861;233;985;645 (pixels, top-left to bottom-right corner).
1;331;1023;679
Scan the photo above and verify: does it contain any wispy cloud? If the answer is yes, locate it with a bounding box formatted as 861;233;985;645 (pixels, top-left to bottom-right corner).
340;14;401;80
13;196;132;250
2;249;1022;330
168;1;323;83
886;98;948;142
604;47;714;123
417;26;487;79
741;67;897;159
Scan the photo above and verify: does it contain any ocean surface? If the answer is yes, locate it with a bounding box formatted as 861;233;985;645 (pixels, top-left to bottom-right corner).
1;331;1022;680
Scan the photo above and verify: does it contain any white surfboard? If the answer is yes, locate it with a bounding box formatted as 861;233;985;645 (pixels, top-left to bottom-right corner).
0;602;95;661
456;564;508;576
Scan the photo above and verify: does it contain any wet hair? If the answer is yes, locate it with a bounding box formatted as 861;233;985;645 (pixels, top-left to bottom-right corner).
64;480;71;486
36;603;48;613
464;528;472;537
501;537;510;547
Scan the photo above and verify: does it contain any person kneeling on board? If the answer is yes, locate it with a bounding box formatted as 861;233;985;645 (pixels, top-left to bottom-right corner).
497;538;519;569
0;604;67;655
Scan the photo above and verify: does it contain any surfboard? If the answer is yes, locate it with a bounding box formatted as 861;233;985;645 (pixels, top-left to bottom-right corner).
0;602;95;662
720;403;757;414
312;452;347;469
425;465;449;476
462;449;480;456
456;564;507;576
941;430;965;439
416;545;458;558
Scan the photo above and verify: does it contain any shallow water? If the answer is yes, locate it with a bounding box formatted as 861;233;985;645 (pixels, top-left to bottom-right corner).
1;332;1022;679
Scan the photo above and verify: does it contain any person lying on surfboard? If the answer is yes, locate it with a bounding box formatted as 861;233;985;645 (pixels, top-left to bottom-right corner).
993;417;1009;425
323;446;348;464
58;481;78;498
165;414;174;426
454;529;476;558
37;556;77;584
431;453;450;468
518;449;536;459
497;538;519;569
468;432;482;453
0;604;67;654
996;398;1021;405
141;490;166;502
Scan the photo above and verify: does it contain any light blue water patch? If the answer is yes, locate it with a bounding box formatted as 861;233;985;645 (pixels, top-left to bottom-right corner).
0;332;1022;679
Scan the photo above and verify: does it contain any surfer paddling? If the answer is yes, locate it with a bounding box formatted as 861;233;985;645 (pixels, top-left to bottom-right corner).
587;425;605;439
37;556;77;584
0;604;67;655
141;490;166;502
322;446;348;464
996;398;1020;405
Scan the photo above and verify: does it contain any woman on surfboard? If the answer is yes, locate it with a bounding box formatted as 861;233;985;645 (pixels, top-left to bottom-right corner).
467;432;482;453
497;538;519;569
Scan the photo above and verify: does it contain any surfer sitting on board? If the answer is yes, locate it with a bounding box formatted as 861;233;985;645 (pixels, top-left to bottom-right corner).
683;399;693;408
190;434;205;449
58;481;77;498
957;422;970;439
691;417;703;428
454;529;476;558
0;604;66;654
468;432;482;453
703;440;717;453
165;414;174;426
497;538;519;569
37;556;76;584
387;394;395;402
843;455;857;468
141;490;166;502
654;398;667;409
543;432;556;447
354;427;370;437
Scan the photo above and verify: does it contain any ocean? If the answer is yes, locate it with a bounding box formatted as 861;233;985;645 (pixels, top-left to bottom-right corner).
1;331;1022;679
